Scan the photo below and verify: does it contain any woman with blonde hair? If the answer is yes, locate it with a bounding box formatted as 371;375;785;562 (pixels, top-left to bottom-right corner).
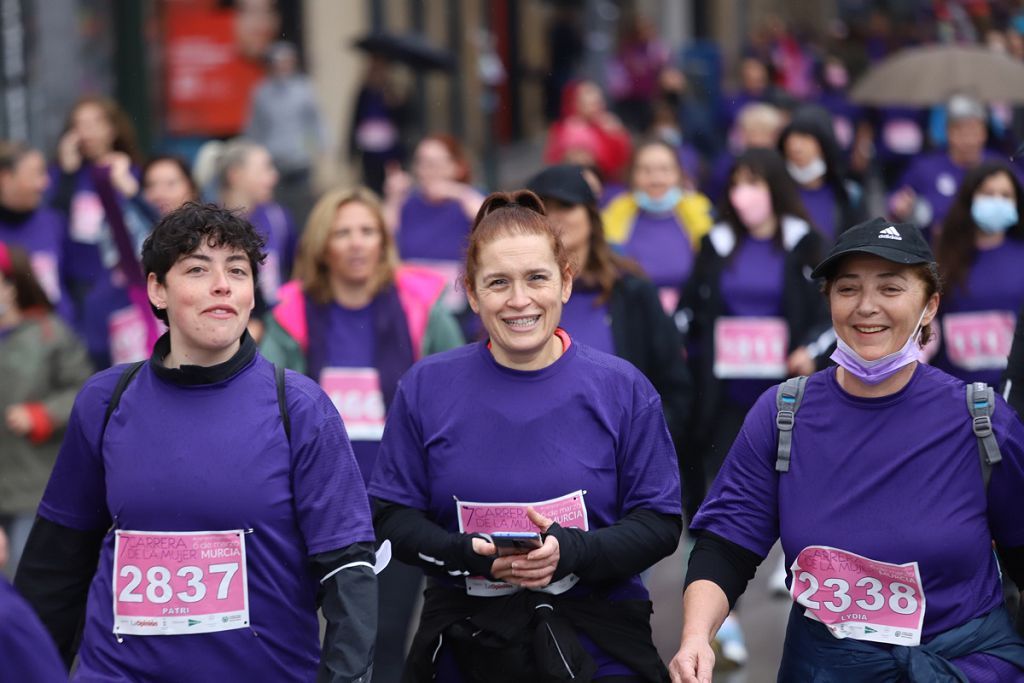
259;185;463;681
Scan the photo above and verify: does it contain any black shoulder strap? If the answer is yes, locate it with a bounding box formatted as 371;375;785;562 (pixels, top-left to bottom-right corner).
967;382;1002;490
775;376;808;473
101;360;146;442
276;364;291;444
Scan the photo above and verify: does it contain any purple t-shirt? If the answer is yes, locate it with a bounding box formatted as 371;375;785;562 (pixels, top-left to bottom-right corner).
249;202;296;306
798;185;840;242
719;235;786;406
0;576;67;682
933;238;1024;387
397;192;471;262
38;353;373;682
693;364;1024;675
368;339;681;679
323;301;380;484
559;289;614;355
0;206;72;320
622;211;694;291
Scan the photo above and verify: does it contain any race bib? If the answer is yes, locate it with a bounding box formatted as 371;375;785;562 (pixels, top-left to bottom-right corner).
355;119;398;152
658;287;679;316
406;259;466;313
30;251;61;304
943;311;1015;371
713;317;788;379
113;530;249;636
320;367;386;441
833;117;854;149
456;490;588;597
882;120;923;155
259;251;281;306
109;305;151;365
791;545;925;646
70;192;105;244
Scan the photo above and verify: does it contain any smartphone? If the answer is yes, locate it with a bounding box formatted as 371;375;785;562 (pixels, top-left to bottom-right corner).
490;531;543;556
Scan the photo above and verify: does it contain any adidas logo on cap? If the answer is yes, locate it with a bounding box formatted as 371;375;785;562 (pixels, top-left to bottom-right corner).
878;226;902;240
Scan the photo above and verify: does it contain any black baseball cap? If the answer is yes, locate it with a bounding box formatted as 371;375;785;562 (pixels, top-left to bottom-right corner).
810;217;935;279
526;164;596;207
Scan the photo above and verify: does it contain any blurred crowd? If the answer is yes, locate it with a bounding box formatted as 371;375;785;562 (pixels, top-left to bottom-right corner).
7;2;1024;677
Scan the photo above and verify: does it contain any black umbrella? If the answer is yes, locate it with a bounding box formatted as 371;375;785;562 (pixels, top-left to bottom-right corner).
353;32;456;72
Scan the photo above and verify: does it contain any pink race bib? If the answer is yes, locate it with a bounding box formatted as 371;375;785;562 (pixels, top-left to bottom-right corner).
882;120;923;155
456;490;588;597
320;368;386;441
790;545;926;646
942;311;1015;371
714;317;788;379
70;192;105;244
113;530;249;636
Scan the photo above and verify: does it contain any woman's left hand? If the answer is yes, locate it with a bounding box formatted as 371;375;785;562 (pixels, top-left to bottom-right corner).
490;507;561;589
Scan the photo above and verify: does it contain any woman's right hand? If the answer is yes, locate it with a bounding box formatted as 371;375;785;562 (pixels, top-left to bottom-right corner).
57;131;83;173
669;635;715;683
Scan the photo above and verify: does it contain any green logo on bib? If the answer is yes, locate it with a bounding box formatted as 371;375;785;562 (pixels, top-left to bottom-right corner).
188;619;201;627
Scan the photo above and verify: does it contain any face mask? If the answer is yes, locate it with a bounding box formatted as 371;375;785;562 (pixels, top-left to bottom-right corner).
729;184;774;228
787;157;827;185
635;188;683;214
971;195;1018;234
831;307;928;385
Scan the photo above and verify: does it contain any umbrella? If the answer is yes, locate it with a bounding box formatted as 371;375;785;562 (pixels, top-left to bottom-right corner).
849;44;1024;106
353;32;455;72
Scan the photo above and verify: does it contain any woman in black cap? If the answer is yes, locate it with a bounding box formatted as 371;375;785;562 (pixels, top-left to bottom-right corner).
527;163;699;520
670;217;1024;682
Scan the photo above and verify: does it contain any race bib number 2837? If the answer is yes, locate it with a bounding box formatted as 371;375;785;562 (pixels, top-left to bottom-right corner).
113;530;249;636
790;545;925;646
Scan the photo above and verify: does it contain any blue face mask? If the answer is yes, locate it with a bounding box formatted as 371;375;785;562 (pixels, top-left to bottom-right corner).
971;195;1019;234
635;188;683;214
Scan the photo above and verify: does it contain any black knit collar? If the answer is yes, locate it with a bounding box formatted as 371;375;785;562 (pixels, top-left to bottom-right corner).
150;330;257;386
0;204;34;225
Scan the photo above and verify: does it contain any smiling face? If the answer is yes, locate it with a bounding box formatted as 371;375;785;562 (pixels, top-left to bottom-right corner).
323;201;384;290
828;254;938;361
147;241;255;366
633;144;681;200
467;232;572;370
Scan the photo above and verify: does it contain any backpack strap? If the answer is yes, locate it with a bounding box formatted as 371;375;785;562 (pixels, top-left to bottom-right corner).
775;376;808;473
101;360;146;441
967;382;1002;489
275;364;291;444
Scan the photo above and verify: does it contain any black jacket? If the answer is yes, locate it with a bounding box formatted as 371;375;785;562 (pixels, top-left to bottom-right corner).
609;276;692;443
676;217;833;444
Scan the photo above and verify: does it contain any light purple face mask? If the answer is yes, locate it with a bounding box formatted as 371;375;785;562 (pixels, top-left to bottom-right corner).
830;308;927;385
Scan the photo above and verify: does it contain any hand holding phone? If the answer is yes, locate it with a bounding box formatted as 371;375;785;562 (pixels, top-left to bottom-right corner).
490;531;543;556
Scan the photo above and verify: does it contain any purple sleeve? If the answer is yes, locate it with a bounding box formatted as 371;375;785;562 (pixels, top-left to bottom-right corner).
287;374;376;555
690;388;779;558
988;396;1024;548
0;579;67;683
367;382;430;510
618;393;682;517
37;372;119;532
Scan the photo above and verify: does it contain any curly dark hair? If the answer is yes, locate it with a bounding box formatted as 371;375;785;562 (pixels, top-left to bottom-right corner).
141;202;266;323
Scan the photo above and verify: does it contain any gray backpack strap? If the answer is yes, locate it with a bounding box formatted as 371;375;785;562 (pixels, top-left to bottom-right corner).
775;376;808;473
967;382;1002;489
